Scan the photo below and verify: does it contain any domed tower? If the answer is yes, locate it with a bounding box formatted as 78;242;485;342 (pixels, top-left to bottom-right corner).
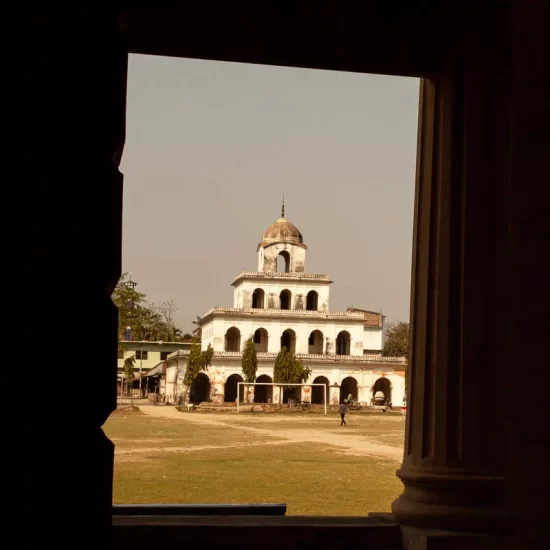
257;204;307;273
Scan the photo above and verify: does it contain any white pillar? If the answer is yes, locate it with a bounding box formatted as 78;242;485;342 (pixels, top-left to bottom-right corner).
392;77;509;533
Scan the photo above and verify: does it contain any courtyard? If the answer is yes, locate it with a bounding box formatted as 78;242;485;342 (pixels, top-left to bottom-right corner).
104;406;405;516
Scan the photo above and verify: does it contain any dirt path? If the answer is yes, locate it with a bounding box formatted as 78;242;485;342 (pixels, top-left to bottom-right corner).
116;439;296;455
139;406;403;462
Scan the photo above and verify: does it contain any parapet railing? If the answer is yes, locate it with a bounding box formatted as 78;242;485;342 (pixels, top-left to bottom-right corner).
233;271;332;280
166;349;406;363
201;307;364;318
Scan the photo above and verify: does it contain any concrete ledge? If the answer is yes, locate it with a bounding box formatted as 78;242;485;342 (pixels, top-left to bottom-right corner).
113;503;286;516
401;526;509;550
112;516;403;549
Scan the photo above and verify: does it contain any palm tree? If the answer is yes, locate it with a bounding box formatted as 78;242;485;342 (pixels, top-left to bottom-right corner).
192;316;202;341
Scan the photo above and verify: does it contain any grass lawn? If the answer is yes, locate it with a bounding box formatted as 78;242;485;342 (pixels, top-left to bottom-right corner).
104;412;404;516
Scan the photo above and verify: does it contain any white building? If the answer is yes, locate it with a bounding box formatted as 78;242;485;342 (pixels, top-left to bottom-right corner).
166;210;406;408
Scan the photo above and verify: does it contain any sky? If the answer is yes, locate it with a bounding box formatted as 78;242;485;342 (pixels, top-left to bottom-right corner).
121;54;419;333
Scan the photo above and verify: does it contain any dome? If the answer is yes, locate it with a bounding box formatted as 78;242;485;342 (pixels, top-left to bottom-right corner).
260;217;304;246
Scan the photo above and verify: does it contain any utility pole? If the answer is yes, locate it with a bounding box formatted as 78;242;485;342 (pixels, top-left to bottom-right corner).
139;342;144;398
119;376;124;408
125;274;138;398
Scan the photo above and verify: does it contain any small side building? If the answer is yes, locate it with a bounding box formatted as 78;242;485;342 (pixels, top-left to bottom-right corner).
117;340;193;394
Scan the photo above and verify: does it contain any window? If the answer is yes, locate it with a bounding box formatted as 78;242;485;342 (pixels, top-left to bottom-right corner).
160;351;170;360
306;290;319;311
135;350;148;360
279;289;291;310
252;288;265;308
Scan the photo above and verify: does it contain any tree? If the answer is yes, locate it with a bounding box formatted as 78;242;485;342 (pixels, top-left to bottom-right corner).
123;355;136;407
382;320;409;389
273;347;312;402
112;273;150;343
241;337;258;404
382;321;409;357
112;274;186;343
156;299;182;341
191;316;202;341
182;342;214;404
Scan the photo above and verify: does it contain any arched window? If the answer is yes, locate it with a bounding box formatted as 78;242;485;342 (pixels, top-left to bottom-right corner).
225;327;241;352
252;288;265;309
277;251;291;273
281;329;296;353
306;290;319;311
253;328;268;352
308;330;324;354
279;289;291;310
336;330;351;355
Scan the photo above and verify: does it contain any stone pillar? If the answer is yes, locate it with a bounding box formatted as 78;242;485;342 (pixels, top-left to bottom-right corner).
392;20;511;533
273;385;281;405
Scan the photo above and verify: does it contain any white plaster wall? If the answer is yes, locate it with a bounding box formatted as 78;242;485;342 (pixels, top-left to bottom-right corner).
258;242;306;273
189;358;406;407
362;328;384;352
209;315;365;355
233;279;331;311
358;370;406;406
164;365;179;401
200;321;215;351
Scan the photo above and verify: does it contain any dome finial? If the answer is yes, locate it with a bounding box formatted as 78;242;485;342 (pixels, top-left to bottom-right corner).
281;194;285;218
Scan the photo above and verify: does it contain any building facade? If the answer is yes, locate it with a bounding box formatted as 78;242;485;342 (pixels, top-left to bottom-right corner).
165;211;406;407
117;340;192;379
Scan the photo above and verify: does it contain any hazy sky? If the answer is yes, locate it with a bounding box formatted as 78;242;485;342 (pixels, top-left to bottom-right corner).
121;55;419;333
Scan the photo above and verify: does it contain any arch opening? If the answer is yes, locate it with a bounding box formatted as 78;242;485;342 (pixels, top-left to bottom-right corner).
225;327;241;352
253;328;268;352
255;374;273;403
312;376;330;405
373;377;392;403
340;377;358;402
279;289;291;310
277;251;291;273
336;330;351;355
283;386;301;403
252;288;265;309
308;330;324;354
190;372;210;404
281;329;296;353
306;290;319;311
224;374;244;403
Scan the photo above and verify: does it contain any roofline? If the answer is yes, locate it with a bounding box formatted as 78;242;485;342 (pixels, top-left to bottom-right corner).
118;340;193;345
198;307;367;325
257;240;307;251
165;349;406;366
346;307;385;316
231;271;333;286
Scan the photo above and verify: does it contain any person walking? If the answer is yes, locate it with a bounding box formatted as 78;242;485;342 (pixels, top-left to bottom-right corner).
339;401;348;426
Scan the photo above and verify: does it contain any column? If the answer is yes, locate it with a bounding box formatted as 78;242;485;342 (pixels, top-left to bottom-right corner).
505;2;549;547
392;20;511;533
26;11;127;546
